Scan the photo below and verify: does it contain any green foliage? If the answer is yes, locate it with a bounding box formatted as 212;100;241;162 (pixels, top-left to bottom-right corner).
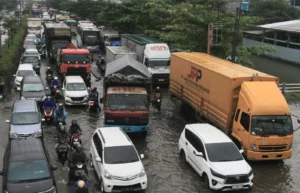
284;93;300;103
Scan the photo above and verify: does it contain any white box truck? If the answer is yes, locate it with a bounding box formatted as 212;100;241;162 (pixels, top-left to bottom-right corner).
106;46;137;63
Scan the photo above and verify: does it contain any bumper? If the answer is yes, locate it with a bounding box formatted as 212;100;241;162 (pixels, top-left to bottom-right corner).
65;99;88;106
103;175;147;193
246;149;292;160
210;176;253;191
104;124;148;133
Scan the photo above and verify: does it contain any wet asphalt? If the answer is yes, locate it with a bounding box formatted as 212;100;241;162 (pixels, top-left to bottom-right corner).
0;36;300;193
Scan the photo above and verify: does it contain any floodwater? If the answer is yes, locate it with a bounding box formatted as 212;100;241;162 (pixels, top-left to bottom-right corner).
0;37;300;193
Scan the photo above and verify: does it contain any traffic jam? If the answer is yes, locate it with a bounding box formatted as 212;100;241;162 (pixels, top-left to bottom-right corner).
0;3;298;193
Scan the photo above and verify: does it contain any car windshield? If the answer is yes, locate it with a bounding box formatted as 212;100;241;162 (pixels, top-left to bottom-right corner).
62;54;90;63
66;83;86;91
8;160;50;183
205;143;243;162
17;70;34;77
22;56;39;63
26;36;36;40
28;26;41;31
52;41;68;49
251;115;293;136
24;41;35;45
12;112;40;125
107;93;148;110
23;83;44;92
104;146;139;164
66;22;77;26
148;60;170;67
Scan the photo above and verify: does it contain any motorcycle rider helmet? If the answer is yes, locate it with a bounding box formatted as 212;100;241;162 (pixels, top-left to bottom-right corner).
46;95;51;100
101;57;104;60
76;144;82;152
47;67;50;69
156;86;160;91
58;103;64;110
56;90;60;94
78;172;88;181
71;119;77;125
54;77;58;80
92;86;97;91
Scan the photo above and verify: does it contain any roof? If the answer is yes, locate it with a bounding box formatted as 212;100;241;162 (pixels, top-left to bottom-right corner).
82;27;99;31
18;64;34;70
106;46;136;55
65;76;85;83
186;124;232;144
258;20;300;33
173;52;277;79
121;34;164;45
23;76;42;83
45;23;69;29
105;55;151;78
26;34;37;37
107;87;147;94
98;127;132;147
10;138;45;161
25;48;38;52
13;100;37;112
61;49;90;54
144;44;170;59
241;82;290;115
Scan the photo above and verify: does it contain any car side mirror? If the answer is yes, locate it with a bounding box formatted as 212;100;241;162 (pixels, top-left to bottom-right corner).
140;154;144;159
17;87;21;91
5;120;10;123
13;74;16;77
239;149;244;154
297;119;300;124
51;164;58;170
193;150;203;157
95;156;101;162
41;118;45;122
100;97;103;103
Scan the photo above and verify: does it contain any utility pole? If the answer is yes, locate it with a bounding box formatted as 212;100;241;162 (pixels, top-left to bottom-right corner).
231;0;242;63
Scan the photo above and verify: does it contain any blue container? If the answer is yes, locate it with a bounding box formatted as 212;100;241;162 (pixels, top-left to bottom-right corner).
241;2;249;11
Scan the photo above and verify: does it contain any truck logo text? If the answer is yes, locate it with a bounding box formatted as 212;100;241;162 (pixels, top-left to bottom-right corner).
150;46;168;51
188;66;202;82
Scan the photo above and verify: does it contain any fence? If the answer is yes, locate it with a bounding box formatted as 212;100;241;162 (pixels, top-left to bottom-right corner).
279;83;300;94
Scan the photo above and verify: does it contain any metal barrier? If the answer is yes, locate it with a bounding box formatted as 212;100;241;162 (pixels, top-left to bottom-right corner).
279;83;300;94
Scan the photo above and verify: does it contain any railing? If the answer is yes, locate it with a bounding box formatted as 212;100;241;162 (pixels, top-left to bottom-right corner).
279;83;300;93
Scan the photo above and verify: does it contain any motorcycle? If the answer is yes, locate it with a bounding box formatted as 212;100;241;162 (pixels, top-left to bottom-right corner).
51;85;59;96
69;133;82;150
96;56;106;73
56;117;66;131
152;93;162;111
87;100;98;112
69;162;87;182
43;106;55;124
46;74;54;86
57;141;68;165
39;45;46;58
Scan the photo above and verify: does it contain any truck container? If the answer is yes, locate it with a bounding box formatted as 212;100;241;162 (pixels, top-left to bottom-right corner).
27;18;42;36
121;34;171;85
170;52;294;161
100;28;121;51
100;54;152;134
106;46;137;64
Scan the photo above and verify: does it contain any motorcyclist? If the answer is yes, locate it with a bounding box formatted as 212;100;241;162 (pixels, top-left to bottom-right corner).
54;103;67;124
54;90;65;102
43;95;55;109
73;180;90;193
154;86;161;99
68;145;88;184
72;173;91;193
88;86;100;111
46;67;53;76
69;120;82;135
50;77;60;88
55;126;69;154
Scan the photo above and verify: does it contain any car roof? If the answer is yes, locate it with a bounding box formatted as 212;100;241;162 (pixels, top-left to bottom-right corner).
23;75;43;83
24;39;34;41
186;124;232;144
26;34;36;37
9;138;46;161
65;76;85;83
13;100;37;112
18;64;34;70
25;48;38;52
97;127;132;147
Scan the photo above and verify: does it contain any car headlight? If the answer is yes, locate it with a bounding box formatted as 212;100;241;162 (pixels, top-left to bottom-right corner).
250;144;256;151
35;129;42;137
210;168;226;179
139;168;146;177
10;131;17;138
248;169;253;177
21;96;26;100
104;170;112;180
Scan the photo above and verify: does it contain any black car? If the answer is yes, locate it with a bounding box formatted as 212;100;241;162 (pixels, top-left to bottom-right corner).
21;55;41;74
0;138;57;193
20;76;48;107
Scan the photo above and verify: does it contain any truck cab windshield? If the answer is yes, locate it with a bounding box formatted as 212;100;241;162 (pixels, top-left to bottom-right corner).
251;115;293;136
148;60;170;68
28;26;41;31
52;41;68;50
62;54;90;63
107;94;148;110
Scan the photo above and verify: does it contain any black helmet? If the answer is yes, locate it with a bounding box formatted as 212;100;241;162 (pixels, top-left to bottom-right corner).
76;144;82;152
72;120;77;125
78;172;87;181
92;86;97;91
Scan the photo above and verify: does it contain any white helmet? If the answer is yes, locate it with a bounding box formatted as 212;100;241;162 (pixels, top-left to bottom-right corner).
54;77;58;80
47;67;50;69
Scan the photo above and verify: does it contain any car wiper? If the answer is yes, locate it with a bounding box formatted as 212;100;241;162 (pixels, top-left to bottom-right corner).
18;177;50;183
216;159;233;162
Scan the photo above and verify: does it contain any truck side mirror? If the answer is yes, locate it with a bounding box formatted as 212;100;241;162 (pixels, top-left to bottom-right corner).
100;97;103;103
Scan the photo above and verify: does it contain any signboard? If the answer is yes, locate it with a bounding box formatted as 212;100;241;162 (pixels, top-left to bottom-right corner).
150;45;168;51
54;28;70;36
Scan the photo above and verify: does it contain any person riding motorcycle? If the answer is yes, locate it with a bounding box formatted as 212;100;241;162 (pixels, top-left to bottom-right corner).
88;86;100;110
46;67;53;76
54;90;65;102
69;120;82;135
73;180;90;193
68;145;88;184
154;86;161;99
72;173;91;193
50;77;60;88
55;126;69;154
43;95;55;109
54;103;67;124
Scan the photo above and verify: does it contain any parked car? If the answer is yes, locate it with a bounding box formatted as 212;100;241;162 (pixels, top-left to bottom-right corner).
25;34;37;40
20;76;48;106
89;127;147;193
24;47;41;60
23;39;36;52
5;100;44;138
62;76;89;106
14;64;36;89
178;123;254;191
20;55;40;74
0;138;57;193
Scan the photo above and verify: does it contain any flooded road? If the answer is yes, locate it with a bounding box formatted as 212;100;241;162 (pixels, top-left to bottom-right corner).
0;38;300;193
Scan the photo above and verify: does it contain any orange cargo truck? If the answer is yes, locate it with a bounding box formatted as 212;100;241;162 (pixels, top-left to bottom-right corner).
169;52;294;161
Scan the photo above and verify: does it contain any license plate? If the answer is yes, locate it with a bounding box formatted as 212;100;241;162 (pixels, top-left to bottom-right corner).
158;79;164;82
123;188;132;192
74;101;80;103
268;153;276;157
232;185;243;189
